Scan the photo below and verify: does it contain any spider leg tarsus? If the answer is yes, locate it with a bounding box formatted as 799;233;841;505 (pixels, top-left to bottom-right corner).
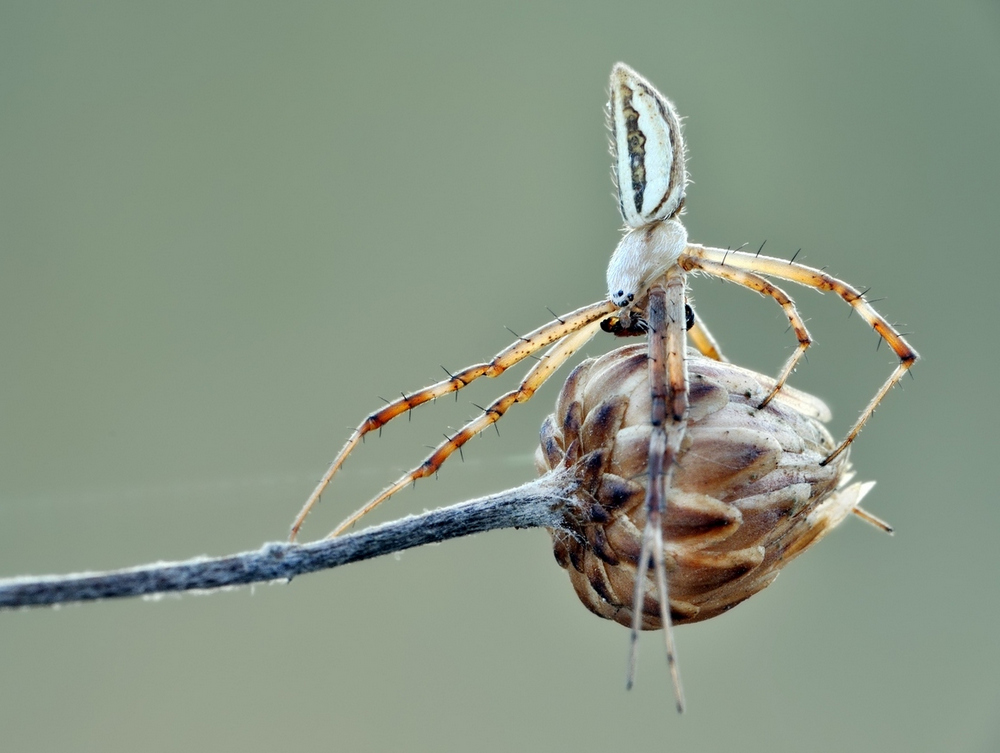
626;526;653;691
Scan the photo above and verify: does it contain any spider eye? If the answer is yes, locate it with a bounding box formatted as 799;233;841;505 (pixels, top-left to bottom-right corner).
609;63;687;229
612;289;632;307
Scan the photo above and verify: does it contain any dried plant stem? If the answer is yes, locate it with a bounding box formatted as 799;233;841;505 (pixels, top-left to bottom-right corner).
0;473;575;611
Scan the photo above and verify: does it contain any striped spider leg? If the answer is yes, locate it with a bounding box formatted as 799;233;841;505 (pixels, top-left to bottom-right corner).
680;243;919;465
288;298;616;541
625;272;689;709
686;315;726;362
678;255;812;409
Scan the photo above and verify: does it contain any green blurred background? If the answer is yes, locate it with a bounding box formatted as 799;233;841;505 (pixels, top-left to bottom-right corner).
2;2;997;751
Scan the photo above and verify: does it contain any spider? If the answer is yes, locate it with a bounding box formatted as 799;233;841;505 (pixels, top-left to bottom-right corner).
289;63;918;708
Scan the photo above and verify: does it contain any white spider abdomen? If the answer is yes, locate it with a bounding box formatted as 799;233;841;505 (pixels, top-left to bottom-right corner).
609;63;687;229
607;218;688;307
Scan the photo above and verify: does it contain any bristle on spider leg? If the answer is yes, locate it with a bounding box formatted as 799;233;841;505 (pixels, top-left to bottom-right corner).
471;402;502;436
546;306;566;324
505;326;529;343
849;288;873;319
440;366;462;401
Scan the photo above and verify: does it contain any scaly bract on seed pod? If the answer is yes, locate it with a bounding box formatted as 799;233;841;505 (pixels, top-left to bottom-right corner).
536;344;873;628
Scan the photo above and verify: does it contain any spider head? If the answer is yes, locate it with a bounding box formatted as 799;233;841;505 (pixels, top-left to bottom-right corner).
610;288;635;309
606;218;688;310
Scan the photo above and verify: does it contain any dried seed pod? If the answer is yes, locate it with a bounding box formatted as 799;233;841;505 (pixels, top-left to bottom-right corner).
536;344;874;629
